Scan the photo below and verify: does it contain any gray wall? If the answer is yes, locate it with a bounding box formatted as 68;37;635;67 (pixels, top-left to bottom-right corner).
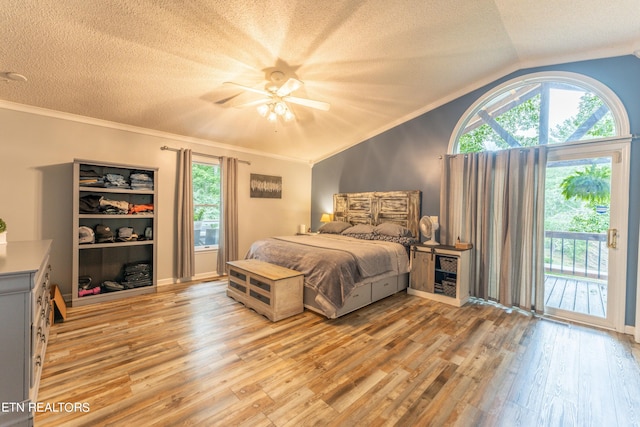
312;55;640;326
0;108;312;299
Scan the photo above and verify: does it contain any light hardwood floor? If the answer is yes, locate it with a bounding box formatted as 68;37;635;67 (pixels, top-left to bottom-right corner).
36;280;640;426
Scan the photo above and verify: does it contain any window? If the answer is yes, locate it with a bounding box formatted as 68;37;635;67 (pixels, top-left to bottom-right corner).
193;161;220;251
450;72;629;154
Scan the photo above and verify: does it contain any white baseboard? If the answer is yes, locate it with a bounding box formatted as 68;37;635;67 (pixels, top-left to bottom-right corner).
62;275;223;302
158;272;222;286
623;324;636;337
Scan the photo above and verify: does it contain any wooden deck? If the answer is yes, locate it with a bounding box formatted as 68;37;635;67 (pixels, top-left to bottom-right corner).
544;274;607;318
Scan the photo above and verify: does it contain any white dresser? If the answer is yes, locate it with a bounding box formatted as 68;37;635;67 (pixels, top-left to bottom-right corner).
0;240;52;427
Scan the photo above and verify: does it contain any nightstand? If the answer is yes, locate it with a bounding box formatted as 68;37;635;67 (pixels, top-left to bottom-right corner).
407;244;471;307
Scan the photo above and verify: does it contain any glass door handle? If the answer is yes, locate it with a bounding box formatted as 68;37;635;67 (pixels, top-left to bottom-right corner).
607;228;618;249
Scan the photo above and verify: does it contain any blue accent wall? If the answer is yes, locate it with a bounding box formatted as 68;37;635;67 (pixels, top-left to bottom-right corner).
311;55;640;326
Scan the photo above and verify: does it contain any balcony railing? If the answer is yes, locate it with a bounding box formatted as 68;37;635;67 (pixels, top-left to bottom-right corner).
195;220;219;247
545;230;607;280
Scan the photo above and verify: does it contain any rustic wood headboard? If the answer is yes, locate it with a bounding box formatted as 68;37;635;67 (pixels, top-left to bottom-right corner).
333;190;422;238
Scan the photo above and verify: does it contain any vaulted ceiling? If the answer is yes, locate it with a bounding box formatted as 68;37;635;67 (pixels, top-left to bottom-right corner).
1;0;639;163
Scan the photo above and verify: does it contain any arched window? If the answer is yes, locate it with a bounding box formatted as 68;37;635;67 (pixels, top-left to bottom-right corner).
449;72;630;153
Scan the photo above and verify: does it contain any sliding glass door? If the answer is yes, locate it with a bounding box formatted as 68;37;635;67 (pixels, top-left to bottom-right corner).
543;142;629;330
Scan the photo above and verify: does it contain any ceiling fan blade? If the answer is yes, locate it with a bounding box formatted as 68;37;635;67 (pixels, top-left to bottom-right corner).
213;92;242;105
284;96;330;111
276;78;303;97
223;81;271;97
232;98;271;109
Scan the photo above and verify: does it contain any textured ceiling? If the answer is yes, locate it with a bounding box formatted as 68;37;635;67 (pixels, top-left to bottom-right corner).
1;0;639;163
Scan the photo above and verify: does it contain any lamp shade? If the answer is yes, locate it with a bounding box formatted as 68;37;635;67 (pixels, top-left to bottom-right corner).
320;213;332;223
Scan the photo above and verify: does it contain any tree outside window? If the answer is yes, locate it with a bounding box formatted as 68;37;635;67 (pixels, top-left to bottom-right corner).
457;83;615;154
453;77;617;234
192;162;220;249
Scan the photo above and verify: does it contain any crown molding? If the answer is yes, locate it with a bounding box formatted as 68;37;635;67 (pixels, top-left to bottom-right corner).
0;100;312;166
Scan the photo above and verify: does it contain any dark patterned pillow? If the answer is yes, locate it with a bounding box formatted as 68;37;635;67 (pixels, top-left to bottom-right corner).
373;234;419;246
342;233;375;240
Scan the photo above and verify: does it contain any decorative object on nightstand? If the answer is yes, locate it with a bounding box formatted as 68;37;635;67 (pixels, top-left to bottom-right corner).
320;213;333;223
408;244;471;307
455;237;473;250
317;212;333;233
419;215;439;246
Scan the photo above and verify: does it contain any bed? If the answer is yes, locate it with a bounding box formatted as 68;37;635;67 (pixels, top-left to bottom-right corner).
245;190;421;318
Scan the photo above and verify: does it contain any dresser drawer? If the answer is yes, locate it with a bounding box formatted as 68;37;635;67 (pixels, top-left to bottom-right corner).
33;280;49;325
371;276;398;300
31;310;49;390
248;287;271;308
31;303;50;358
32;262;51;325
228;276;247;293
341;282;372;314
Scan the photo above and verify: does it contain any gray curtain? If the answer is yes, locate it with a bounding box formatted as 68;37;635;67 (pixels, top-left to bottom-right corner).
217;157;239;274
177;149;195;279
440;147;547;310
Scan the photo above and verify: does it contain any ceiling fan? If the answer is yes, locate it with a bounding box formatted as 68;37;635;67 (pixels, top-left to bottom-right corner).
223;71;330;122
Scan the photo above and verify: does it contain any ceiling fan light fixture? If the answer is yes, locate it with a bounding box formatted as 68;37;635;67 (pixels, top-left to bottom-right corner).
284;109;295;122
227;72;328;123
257;104;269;117
274;102;287;116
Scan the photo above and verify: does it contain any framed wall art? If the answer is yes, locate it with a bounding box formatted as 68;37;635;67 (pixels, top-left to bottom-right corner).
250;173;282;198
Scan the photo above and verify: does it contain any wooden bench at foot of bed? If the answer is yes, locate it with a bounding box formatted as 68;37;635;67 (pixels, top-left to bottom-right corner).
226;259;304;322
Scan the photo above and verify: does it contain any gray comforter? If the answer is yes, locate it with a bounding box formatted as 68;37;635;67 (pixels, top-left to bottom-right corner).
245;234;409;315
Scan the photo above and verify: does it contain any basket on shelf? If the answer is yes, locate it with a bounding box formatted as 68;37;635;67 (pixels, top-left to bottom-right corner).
439;257;458;273
442;279;457;297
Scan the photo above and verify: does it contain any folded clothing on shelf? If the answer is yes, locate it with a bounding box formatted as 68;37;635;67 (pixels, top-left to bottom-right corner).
121;261;153;288
79;195;131;215
79;195;103;213
79;169;105;187
100;198;129;214
104;173;130;188
130;172;154;190
129;203;154;214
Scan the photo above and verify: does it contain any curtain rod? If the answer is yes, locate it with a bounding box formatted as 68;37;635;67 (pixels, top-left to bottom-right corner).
160;145;251;165
438;135;639;159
